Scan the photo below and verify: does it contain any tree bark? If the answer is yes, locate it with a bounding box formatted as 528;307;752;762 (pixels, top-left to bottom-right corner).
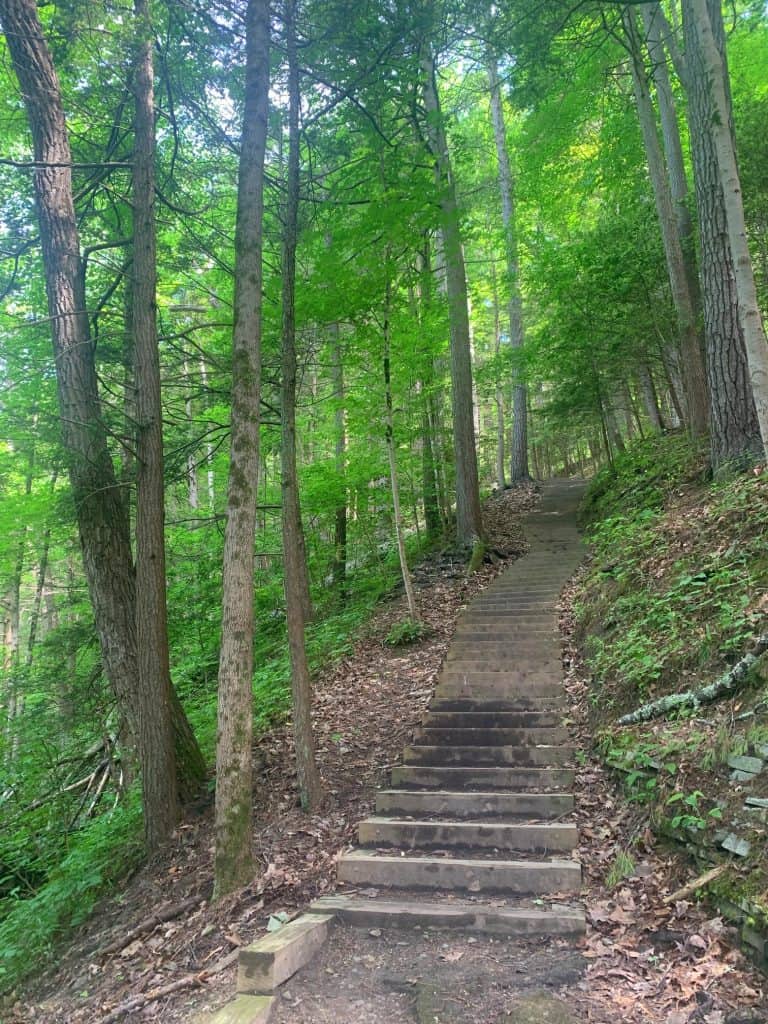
330;327;347;595
421;48;483;546
280;0;321;813
132;0;179;849
214;0;270;897
684;0;768;462
489;259;507;490
680;0;762;467
384;264;419;622
623;8;709;438
641;3;702;316
0;0;204;820
638;363;665;432
487;57;530;483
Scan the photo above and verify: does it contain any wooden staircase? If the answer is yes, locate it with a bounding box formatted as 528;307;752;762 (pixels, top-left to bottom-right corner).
312;481;586;939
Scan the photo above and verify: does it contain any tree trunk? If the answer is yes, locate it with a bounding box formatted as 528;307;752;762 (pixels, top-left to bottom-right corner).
638;363;665;432
642;3;702;317
132;0;179;849
214;0;270;897
330;327;347;595
684;0;768;462
489;260;507;490
199;356;216;507
183;357;200;510
421;48;483;546
0;0;204;819
487;57;531;483
623;8;709;438
280;0;321;813
417;238;442;536
384;265;419;622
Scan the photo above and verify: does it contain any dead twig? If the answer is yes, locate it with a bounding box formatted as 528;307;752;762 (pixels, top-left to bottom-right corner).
101;895;204;957
662;864;729;905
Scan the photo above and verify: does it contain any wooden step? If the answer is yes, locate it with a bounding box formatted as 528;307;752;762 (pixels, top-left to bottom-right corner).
310;895;585;937
437;674;563;691
391;765;575;791
429;696;566;713
413;726;569;746
438;666;561;680
357;818;578;853
403;745;574;767
337;850;581;894
375;789;574;819
422;711;563;729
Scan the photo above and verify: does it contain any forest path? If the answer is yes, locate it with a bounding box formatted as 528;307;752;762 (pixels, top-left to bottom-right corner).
270;479;590;1023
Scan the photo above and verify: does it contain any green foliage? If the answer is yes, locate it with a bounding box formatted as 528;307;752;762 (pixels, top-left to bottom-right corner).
0;793;143;990
577;436;768;715
606;849;636;889
384;617;428;647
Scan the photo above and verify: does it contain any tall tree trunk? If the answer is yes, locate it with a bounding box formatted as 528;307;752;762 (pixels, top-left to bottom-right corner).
421;48;483;546
183;357;200;510
214;0;270;897
280;0;321;813
330;327;347;595
199;356;216;507
487;57;531;483
0;0;204;821
623;8;709;438
638;363;665;432
417;238;442;536
384;265;419;622
489;259;507;490
132;0;179;849
684;0;768;461
642;3;702;314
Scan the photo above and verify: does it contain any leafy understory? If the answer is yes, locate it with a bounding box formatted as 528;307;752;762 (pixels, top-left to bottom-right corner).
575;435;768;948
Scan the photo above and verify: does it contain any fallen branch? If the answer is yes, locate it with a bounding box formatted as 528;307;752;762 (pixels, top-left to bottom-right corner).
663;863;729;905
617;634;768;726
95;949;238;1023
101;895;204;957
95;973;205;1023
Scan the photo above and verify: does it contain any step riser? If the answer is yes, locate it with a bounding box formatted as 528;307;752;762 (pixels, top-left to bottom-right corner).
459;626;558;633
391;766;575;790
438;674;562;688
310;897;585;938
414;727;569;746
442;667;561;678
422;712;563;728
429;699;566;713
358;820;579;853
338;854;582;895
375;790;575;818
404;745;574;767
435;688;564;702
449;652;560;662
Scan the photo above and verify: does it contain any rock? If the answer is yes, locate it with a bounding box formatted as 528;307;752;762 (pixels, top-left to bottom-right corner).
503;992;578;1024
721;834;751;857
745;797;768;809
727;755;764;775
